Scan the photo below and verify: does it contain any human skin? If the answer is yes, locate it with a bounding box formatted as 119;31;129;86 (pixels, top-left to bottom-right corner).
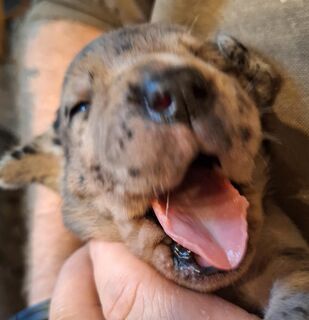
24;19;258;319
49;241;259;320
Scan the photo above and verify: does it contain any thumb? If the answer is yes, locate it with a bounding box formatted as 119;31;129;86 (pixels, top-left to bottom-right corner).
89;240;259;320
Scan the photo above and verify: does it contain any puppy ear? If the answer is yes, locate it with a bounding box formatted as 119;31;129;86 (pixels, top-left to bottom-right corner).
216;34;282;108
0;126;63;192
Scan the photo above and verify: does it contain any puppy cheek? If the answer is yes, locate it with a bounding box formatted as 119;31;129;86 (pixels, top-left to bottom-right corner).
122;218;166;259
152;244;174;273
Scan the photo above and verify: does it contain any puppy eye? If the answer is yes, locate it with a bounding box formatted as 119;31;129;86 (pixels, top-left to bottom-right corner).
69;101;90;120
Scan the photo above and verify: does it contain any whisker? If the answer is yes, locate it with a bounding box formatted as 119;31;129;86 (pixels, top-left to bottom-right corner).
159;181;164;195
152;185;158;198
255;151;269;168
245;67;260;93
263;132;282;145
186;14;200;35
291;191;309;204
165;192;170;218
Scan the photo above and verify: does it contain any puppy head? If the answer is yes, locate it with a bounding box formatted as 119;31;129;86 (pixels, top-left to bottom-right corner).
62;27;260;191
57;24;281;292
0;24;281;292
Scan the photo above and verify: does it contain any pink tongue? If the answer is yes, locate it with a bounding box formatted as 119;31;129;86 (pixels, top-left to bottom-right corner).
152;169;249;270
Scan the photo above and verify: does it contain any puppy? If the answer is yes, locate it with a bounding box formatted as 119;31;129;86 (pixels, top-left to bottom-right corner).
1;23;308;319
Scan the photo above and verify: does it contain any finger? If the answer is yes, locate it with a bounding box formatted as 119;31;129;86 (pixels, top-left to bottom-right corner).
89;240;259;320
90;241;157;320
50;246;104;320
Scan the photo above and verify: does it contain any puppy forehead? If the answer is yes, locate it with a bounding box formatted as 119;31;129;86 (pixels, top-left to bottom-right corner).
64;24;197;80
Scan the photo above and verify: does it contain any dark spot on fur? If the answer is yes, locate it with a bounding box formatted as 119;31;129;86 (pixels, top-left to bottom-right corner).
227;41;248;69
117;26;142;40
236;53;246;68
127;84;143;105
53;109;61;131
129;168;140;177
96;172;104;183
90;165;104;183
210;115;232;149
64;106;69;118
71;44;94;66
126;129;133;139
89;71;94;80
119;139;124;150
52;138;62;146
64;146;70;160
235;40;249;53
252;71;282;108
91;164;101;172
11;150;23;160
114;40;133;55
281;311;288;318
240;127;252;142
293;307;308;317
79;175;84;184
246;71;256;83
22;145;36;154
121;122;134;139
95;166;104;182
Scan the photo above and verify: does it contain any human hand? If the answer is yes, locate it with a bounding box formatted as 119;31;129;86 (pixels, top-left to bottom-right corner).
50;240;259;320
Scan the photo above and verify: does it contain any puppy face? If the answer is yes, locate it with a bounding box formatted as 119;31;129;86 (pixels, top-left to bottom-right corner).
57;24;280;292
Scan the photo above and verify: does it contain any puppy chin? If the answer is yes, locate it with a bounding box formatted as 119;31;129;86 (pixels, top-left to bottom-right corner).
149;236;256;293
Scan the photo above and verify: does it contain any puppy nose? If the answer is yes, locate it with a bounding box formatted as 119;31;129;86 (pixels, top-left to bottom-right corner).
142;67;209;125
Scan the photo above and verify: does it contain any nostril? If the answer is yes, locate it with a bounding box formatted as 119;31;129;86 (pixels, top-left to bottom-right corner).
191;81;208;100
140;67;210;124
150;91;172;112
143;79;174;115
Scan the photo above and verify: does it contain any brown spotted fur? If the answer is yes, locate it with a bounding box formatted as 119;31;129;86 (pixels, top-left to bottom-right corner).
0;24;308;319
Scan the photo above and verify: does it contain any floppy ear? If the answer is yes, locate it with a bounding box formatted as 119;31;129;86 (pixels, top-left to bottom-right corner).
215;34;282;108
0;125;63;192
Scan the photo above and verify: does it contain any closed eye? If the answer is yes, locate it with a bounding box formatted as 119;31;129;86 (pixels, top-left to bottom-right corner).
69;101;90;120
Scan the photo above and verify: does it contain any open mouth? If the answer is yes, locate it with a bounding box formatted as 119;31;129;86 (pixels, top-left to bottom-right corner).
146;153;249;276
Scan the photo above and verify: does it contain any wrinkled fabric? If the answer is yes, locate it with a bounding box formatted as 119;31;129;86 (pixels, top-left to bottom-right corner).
30;0;154;27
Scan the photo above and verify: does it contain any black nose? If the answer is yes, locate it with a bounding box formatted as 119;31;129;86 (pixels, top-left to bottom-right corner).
141;67;211;124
